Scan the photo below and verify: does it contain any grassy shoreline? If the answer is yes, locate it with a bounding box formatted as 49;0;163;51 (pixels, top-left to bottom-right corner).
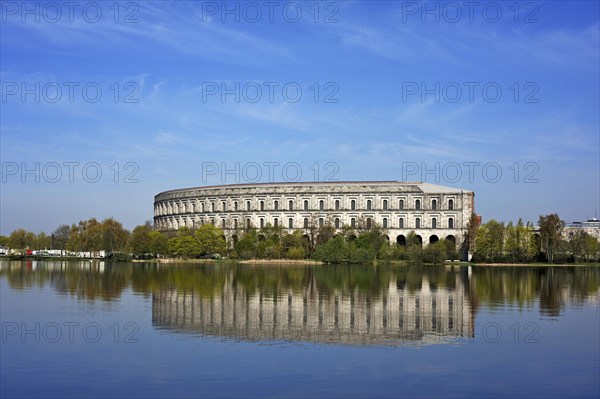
1;256;598;267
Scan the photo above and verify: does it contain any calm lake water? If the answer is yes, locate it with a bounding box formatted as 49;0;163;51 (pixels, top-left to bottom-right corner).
1;260;598;398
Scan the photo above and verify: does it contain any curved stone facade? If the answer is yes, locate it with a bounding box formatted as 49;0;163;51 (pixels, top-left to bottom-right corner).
154;181;474;248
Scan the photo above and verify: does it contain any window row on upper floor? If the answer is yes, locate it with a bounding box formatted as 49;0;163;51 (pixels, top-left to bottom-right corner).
156;197;458;215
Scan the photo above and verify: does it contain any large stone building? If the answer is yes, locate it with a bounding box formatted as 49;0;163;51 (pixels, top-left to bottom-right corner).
154;181;474;249
154;181;474;250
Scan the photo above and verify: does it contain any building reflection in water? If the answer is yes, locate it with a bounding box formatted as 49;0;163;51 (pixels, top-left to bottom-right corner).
152;271;475;346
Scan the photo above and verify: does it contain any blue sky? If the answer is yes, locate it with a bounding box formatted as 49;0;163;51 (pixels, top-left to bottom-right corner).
1;0;598;235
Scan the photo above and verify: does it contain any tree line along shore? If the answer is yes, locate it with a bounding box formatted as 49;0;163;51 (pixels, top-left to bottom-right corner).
1;213;599;264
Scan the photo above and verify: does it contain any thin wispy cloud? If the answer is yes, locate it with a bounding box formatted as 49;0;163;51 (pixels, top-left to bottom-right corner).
0;0;597;233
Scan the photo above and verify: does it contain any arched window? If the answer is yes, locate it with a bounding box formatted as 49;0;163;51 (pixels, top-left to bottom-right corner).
246;201;251;211
246;218;251;229
304;200;309;211
383;199;388;210
432;218;437;229
335;218;340;229
222;201;226;211
260;201;265;211
399;218;404;228
234;219;238;229
201;203;205;212
367;218;372;229
222;219;226;229
432;199;437;210
319;218;324;228
211;218;215;225
289;200;294;211
351;200;356;210
304;218;309;228
367;200;372;210
383;218;388;228
260;218;264;228
416;218;421;228
274;200;279;211
448;218;454;229
448;199;454;210
274;218;278;228
211;202;215;212
190;203;195;212
415;199;421;210
234;201;238;211
351;218;356;228
319;200;324;211
335;200;340;210
288;218;293;229
399;199;404;210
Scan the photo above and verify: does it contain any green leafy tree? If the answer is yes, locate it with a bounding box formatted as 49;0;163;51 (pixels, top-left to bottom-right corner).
568;230;586;262
423;241;447;264
195;224;226;256
474;220;505;262
169;235;201;258
80;218;103;254
101;218;129;254
66;223;82;253
313;235;349;263
255;223;284;259
149;231;169;256
406;231;423;263
285;246;306;260
8;229;36;254
538;214;564;263
569;230;600;262
130;223;153;255
234;230;259;259
379;243;407;261
355;224;387;261
52;224;70;255
505;222;519;262
282;230;307;259
583;234;600;261
515;219;531;262
466;212;480;254
34;232;51;250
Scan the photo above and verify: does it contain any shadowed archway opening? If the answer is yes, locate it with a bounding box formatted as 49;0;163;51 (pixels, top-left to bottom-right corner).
397;235;406;246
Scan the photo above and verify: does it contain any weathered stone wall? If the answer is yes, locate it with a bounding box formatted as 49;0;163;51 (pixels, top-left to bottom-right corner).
154;181;474;248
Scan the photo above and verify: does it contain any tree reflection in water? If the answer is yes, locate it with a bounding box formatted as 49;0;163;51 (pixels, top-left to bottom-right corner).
1;260;599;344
